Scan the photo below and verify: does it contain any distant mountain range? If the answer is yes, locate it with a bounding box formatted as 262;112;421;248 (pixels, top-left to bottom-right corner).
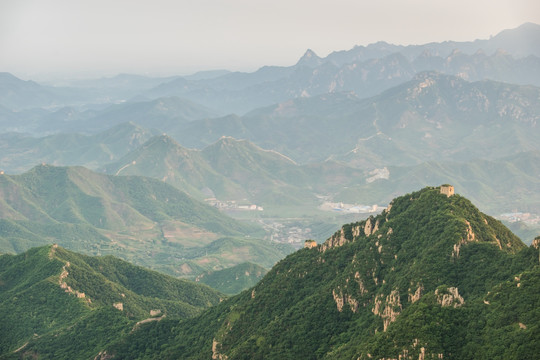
0;122;158;173
334;151;540;220
99;135;540;222
3;127;537;242
1;23;540;116
0;95;217;136
141;49;540;115
300;22;540;66
4;72;539;170
166;73;540;166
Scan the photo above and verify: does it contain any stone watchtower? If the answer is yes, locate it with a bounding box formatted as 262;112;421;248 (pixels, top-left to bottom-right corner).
440;184;455;197
304;240;317;249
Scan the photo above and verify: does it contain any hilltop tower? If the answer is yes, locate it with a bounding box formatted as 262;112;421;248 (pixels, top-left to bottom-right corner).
440;184;455;197
304;240;317;249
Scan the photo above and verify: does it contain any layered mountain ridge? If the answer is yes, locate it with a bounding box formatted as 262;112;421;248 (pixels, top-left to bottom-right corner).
171;73;540;167
0;164;291;279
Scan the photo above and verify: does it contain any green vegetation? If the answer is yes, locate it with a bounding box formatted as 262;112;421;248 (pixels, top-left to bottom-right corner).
0;165;279;279
0;245;224;359
1;187;537;359
104;187;539;359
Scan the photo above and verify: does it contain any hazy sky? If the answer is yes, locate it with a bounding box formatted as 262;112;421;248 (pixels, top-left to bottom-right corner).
2;0;540;79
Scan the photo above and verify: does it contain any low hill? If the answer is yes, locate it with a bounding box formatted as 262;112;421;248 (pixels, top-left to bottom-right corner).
104;186;539;359
0;165;270;277
102;135;248;202
0;245;223;359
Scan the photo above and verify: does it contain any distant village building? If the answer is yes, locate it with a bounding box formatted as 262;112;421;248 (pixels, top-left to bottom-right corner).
440;184;454;197
304;240;317;249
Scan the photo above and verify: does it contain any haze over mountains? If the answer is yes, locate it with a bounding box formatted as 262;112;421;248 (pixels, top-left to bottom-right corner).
0;23;538;253
0;24;538;236
1;23;540;358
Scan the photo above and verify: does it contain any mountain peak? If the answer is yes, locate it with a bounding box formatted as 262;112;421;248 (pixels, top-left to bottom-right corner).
296;49;323;68
303;48;318;58
322;186;525;254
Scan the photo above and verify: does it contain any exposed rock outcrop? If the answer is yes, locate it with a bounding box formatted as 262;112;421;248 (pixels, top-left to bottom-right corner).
532;236;540;250
435;287;464;308
212;339;228;360
408;284;423;303
452;220;477;258
321;228;349;252
373;289;402;331
49;244;58;259
355;272;369;295
58;261;89;302
94;351;114;360
333;288;360;313
321;218;381;252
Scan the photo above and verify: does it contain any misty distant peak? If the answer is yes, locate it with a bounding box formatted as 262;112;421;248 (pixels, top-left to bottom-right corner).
303;49;318;58
296;49;323;68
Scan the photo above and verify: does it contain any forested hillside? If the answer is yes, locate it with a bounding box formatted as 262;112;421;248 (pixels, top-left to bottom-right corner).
104;187;539;359
0;245;223;359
